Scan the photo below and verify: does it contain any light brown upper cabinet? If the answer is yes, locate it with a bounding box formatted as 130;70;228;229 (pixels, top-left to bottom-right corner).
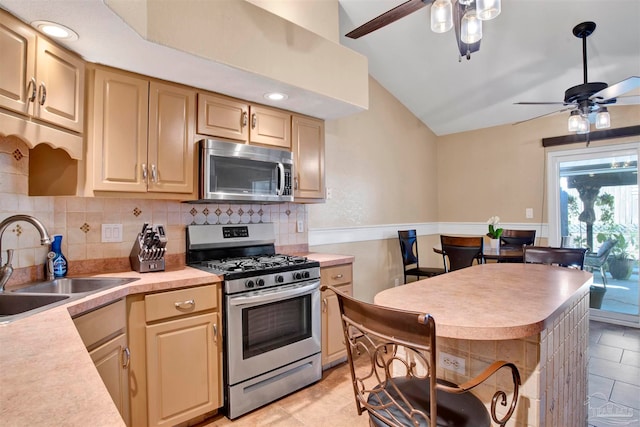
197;92;291;150
0;11;84;134
86;67;196;196
292;115;325;200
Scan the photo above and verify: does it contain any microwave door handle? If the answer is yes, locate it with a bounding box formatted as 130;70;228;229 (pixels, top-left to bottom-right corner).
276;162;285;195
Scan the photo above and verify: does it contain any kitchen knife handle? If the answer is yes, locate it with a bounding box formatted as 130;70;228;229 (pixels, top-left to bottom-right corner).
142;163;148;181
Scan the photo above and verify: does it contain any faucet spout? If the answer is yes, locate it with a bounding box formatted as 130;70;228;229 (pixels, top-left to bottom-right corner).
0;215;52;291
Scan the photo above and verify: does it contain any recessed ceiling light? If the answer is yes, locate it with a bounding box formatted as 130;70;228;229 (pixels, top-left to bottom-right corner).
264;92;288;101
31;21;79;41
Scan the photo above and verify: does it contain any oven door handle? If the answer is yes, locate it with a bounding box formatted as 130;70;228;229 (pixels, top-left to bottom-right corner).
228;280;320;307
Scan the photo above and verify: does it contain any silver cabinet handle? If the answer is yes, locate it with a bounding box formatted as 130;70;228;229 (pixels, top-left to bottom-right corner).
142;163;148;181
322;298;327;312
27;77;37;102
174;299;195;309
38;82;47;106
294;176;299;190
122;347;130;368
242;111;248;127
333;274;344;279
251;113;257;129
151;164;158;183
212;323;218;344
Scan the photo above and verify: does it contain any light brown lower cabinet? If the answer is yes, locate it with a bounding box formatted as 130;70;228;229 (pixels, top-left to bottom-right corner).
320;263;353;369
128;284;222;427
73;299;131;425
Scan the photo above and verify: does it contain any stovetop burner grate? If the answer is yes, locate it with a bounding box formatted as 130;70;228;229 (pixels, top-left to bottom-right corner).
203;254;313;273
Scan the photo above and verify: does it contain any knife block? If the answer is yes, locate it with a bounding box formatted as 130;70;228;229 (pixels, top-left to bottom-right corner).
130;229;166;273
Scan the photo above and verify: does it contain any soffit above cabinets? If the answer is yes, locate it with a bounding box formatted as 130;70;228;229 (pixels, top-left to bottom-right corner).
0;0;368;121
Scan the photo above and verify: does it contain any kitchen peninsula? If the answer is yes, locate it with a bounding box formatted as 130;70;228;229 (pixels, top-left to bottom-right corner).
374;263;592;427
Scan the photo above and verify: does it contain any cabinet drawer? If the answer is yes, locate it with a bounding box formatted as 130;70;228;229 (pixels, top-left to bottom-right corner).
73;299;126;349
145;285;217;322
321;264;352;287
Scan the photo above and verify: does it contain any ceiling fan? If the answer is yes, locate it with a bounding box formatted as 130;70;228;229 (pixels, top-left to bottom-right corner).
345;0;500;60
515;21;640;132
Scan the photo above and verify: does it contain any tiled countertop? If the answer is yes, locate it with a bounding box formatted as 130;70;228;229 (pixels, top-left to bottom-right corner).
0;267;221;427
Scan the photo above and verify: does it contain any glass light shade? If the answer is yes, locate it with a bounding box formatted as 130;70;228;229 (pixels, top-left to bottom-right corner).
595;108;611;129
431;0;453;33
576;116;590;134
458;0;473;5
461;10;482;44
567;110;581;131
476;0;501;20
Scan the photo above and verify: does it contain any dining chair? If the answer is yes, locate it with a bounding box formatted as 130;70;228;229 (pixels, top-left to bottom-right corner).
500;229;536;249
398;230;445;283
440;235;484;272
584;238;617;288
325;284;521;427
522;246;588;270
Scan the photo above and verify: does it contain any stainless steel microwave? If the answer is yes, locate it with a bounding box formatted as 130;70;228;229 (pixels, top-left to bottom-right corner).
198;139;293;203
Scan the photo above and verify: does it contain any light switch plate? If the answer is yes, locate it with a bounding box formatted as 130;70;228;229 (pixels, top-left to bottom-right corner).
297;220;304;233
101;224;123;242
526;208;534;219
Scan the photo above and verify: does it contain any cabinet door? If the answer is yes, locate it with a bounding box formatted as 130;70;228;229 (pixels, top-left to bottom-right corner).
146;311;221;427
292;115;325;199
90;68;148;192
249;105;291;150
0;11;36;115
148;81;196;194
89;333;131;426
322;283;352;367
34;37;84;133
197;93;248;141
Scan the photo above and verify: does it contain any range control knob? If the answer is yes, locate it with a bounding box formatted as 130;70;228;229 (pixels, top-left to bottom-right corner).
275;275;284;283
256;278;265;287
245;279;255;288
303;271;310;279
294;272;302;280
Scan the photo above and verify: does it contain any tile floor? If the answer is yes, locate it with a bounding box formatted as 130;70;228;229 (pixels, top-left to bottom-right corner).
199;320;640;427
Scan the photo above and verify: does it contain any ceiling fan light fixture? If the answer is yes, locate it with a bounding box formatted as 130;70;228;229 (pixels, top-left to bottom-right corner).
476;0;501;21
595;107;611;129
576;116;590;134
431;0;453;33
461;9;482;44
567;110;581;132
458;0;473;5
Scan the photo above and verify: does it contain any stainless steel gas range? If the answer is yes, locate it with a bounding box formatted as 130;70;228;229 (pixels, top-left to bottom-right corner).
186;223;322;419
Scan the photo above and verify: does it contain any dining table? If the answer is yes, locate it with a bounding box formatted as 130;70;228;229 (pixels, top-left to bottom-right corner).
433;244;524;262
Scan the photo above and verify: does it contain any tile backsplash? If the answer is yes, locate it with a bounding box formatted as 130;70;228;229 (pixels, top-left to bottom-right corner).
0;136;307;274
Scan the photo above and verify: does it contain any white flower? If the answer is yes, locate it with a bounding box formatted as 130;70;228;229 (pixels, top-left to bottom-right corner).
487;216;500;226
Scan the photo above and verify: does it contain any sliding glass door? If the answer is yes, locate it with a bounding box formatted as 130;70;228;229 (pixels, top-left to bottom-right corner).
548;143;639;326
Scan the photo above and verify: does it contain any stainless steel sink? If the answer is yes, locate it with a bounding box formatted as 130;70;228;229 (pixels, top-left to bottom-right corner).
12;277;139;294
0;293;70;318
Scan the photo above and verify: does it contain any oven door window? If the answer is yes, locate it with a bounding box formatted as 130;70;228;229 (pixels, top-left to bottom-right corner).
242;294;311;359
211;155;277;196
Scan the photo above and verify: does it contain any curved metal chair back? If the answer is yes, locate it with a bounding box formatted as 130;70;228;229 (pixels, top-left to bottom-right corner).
440;235;484;272
584;238;617;286
523;246;588;270
325;285;520;427
500;229;536;249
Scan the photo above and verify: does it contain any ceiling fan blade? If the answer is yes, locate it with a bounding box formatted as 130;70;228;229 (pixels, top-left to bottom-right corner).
591;76;640;102
345;0;429;39
514;102;567;106
513;106;575;126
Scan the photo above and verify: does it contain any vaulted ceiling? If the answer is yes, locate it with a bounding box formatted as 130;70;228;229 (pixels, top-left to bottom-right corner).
338;0;640;135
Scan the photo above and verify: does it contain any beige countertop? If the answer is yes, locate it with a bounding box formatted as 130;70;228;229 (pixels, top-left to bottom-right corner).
303;253;355;267
374;263;592;340
0;267;221;427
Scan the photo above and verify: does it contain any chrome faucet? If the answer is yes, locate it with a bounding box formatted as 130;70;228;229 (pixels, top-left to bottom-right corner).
0;215;52;292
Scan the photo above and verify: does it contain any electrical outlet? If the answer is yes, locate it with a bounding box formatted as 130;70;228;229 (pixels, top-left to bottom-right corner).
297;220;304;233
526;208;534;219
101;224;123;243
439;352;466;375
326;187;333;200
394;278;400;286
